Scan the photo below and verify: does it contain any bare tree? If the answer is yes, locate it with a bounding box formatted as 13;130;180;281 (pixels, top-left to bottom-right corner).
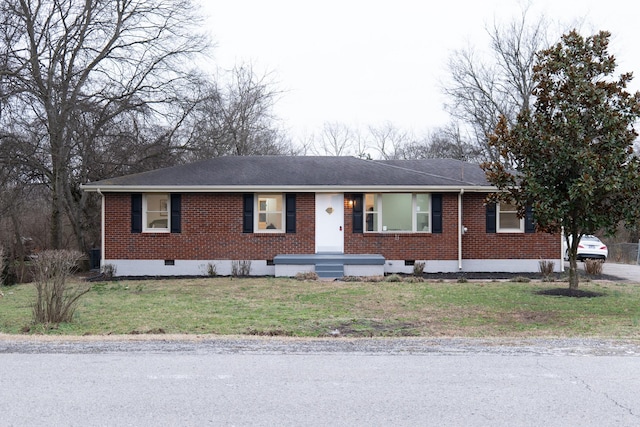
186;64;290;159
443;5;550;164
419;123;483;161
368;122;412;160
291;130;317;156
0;0;210;252
314;122;356;156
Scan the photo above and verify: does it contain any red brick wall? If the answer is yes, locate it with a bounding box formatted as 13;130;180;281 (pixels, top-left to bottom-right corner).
105;193;315;260
344;194;459;260
461;193;559;259
104;192;559;261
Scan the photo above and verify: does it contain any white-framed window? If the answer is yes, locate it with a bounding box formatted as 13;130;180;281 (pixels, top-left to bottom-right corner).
144;194;170;232
415;193;430;232
497;201;524;233
365;194;380;231
256;194;284;232
364;193;430;233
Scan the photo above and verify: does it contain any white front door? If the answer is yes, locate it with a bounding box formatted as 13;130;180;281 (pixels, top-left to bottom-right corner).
315;193;344;253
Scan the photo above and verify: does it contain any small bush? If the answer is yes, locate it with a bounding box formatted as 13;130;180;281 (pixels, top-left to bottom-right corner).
32;250;89;325
413;262;425;276
385;274;403;282
231;260;251;277
206;262;217;277
101;263;117;279
365;276;385;282
513;276;531;283
584;259;604;276
341;275;387;282
538;260;555;278
295;271;319;281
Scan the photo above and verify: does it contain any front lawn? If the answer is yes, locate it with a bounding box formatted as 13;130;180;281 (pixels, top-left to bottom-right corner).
1;277;639;337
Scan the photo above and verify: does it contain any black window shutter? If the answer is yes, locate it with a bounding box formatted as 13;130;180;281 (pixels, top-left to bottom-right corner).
170;194;181;233
352;194;363;233
524;205;535;233
243;193;254;233
431;194;443;234
285;194;296;233
131;193;142;233
486;203;497;233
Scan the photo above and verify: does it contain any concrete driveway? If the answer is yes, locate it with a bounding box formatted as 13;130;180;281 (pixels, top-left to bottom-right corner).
567;261;640;283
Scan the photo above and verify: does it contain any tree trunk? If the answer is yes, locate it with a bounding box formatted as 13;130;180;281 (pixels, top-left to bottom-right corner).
63;184;89;254
50;170;65;250
10;210;26;283
568;256;579;291
567;231;582;293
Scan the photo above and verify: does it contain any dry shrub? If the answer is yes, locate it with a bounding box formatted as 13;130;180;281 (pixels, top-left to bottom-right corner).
363;276;385;283
32;250;90;324
101;263;117;279
295;271;319;281
413;262;425;276
584;259;604;276
342;275;385;282
538;260;555;278
206;262;217;277
231;260;251;277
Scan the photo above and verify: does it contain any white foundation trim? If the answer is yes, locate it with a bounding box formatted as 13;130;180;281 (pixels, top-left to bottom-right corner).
103;258;563;277
384;259;563;274
104;260;274;277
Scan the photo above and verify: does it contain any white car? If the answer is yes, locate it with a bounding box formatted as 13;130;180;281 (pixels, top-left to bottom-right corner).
564;235;608;261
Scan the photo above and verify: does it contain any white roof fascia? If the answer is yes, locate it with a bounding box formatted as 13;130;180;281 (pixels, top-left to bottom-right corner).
81;184;497;193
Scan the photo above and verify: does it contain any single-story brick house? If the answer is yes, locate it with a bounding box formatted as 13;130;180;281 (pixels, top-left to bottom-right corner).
82;156;562;278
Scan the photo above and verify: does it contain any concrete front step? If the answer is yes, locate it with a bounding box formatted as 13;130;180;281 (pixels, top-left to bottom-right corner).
315;263;345;278
273;253;385;279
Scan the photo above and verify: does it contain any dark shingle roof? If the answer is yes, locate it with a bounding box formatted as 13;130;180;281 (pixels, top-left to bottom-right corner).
83;156;491;190
378;159;489;186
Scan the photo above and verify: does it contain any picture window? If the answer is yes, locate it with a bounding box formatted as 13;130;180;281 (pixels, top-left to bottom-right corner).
364;193;431;233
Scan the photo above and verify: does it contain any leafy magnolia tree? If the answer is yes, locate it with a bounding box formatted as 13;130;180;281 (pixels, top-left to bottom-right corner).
482;30;640;291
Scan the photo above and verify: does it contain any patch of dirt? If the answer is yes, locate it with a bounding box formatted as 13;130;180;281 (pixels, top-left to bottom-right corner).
324;320;420;338
246;329;295;337
509;311;558;323
536;288;605;298
129;328;166;335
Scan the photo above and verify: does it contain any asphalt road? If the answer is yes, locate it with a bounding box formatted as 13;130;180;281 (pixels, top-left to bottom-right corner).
2;337;640;426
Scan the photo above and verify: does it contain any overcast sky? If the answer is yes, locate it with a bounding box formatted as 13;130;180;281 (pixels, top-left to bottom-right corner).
198;0;640;138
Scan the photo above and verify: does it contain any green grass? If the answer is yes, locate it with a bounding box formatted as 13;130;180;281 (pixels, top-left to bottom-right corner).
1;277;640;338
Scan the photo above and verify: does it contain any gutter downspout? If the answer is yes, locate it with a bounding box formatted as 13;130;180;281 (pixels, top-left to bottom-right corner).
458;189;464;271
97;188;105;269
